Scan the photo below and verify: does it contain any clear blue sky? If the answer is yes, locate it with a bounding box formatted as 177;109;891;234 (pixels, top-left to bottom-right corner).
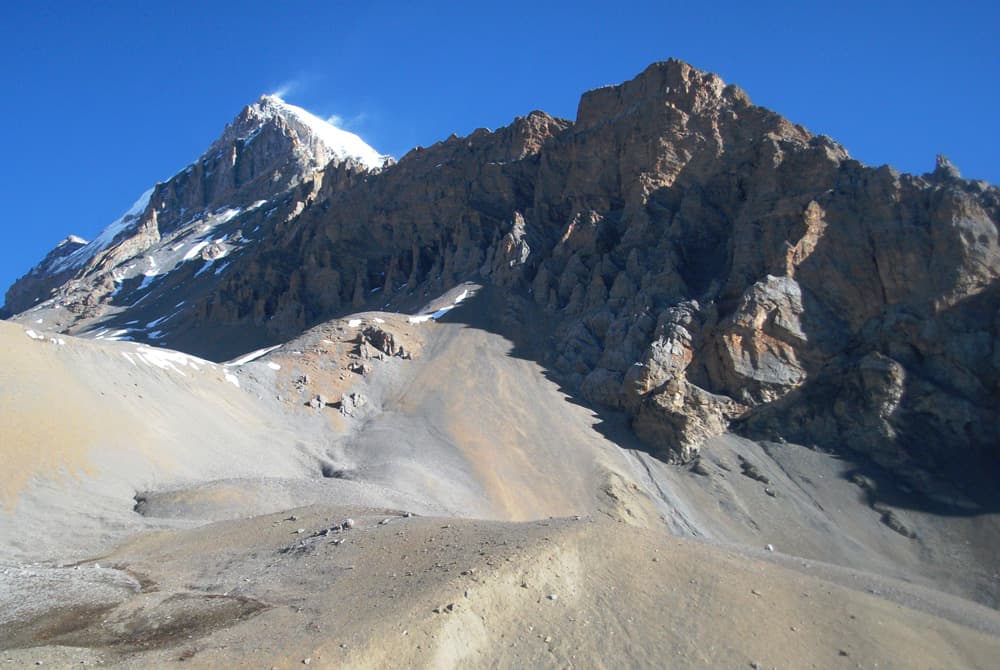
1;1;997;300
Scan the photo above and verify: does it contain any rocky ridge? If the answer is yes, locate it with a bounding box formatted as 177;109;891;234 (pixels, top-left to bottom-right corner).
6;59;999;497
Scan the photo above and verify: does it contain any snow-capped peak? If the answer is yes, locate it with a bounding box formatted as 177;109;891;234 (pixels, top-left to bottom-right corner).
253;94;390;170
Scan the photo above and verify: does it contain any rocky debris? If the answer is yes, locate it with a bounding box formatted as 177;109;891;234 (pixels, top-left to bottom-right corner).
336;392;367;417
200;241;228;261
880;509;917;539
307;395;328;409
738;456;770;484
690;458;711;476
872;503;917;539
847;470;917;538
280;537;319;557
280;518;357;555
629;383;743;463
348;361;372;375
358;325;403;358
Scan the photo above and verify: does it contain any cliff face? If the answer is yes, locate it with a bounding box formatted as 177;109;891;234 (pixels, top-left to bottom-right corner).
7;60;999;491
522;61;1000;490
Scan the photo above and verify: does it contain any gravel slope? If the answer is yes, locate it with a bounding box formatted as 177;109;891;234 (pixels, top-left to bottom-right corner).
2;291;998;667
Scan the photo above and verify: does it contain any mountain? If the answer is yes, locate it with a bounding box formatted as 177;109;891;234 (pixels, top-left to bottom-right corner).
8;60;997;496
3;60;999;667
1;93;389;330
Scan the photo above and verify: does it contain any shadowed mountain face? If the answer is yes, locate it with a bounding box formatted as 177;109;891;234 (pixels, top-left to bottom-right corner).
6;59;999;501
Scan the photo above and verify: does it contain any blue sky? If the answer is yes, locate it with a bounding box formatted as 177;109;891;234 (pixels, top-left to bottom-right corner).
1;1;997;300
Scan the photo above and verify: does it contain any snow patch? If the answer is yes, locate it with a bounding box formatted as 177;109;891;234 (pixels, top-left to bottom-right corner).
347;319;362;327
133;345;207;375
24;329;45;341
407;287;472;324
430;306;454;319
224;370;240;387
260;95;390;170
145;314;173;329
266;361;281;370
99;329;131;341
213;207;242;225
227;344;282;366
182;239;211;261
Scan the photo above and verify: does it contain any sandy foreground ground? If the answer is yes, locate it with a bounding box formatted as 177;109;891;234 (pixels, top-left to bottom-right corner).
5;508;1000;669
2;287;999;668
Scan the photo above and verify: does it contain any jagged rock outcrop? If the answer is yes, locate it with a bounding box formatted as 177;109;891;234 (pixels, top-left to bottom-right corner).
6;59;998;491
359;325;407;359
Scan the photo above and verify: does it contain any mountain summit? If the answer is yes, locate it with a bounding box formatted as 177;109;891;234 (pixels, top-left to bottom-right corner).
2;94;391;322
241;94;390;170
